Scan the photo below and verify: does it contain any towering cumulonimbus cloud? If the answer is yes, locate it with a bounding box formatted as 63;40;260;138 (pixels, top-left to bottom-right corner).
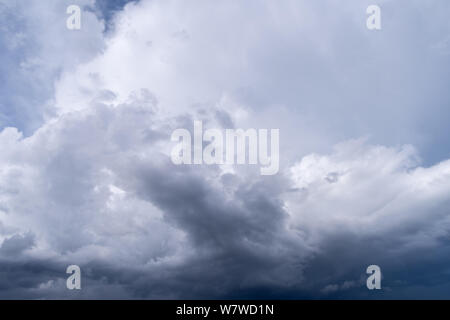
0;0;450;299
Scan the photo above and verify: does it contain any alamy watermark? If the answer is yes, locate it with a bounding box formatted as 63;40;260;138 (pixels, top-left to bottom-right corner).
366;265;381;290
66;5;81;30
171;121;279;175
66;265;81;290
366;5;381;30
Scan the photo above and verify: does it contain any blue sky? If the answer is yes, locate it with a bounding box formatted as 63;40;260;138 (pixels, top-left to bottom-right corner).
0;0;134;134
95;0;136;26
0;0;450;299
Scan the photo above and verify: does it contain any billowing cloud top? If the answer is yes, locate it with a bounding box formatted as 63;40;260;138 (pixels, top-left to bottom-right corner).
0;0;450;299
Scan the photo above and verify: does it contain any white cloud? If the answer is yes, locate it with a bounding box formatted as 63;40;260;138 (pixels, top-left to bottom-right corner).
1;0;450;298
286;139;450;253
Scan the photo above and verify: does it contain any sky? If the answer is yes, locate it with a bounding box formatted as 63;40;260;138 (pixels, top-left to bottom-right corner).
0;0;450;299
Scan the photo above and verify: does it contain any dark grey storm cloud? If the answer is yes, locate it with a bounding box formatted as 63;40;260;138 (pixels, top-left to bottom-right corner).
0;0;450;299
